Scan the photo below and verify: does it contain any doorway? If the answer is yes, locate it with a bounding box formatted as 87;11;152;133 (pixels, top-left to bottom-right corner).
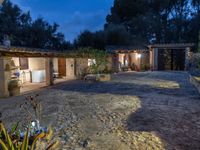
58;58;66;77
158;49;185;70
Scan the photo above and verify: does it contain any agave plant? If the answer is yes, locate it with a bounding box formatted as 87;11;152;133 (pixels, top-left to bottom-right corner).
0;123;60;150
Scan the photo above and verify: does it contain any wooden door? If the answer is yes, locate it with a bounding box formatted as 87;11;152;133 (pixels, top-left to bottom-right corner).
58;58;66;77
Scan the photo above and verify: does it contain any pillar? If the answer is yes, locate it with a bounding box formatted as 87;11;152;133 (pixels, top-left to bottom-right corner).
112;53;119;72
0;57;12;98
45;58;54;86
185;47;191;70
150;49;153;70
106;56;113;72
152;48;158;70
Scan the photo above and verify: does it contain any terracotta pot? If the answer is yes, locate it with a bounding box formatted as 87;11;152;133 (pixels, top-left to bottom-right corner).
9;87;20;96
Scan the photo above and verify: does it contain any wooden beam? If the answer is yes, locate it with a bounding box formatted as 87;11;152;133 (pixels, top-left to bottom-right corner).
149;43;195;49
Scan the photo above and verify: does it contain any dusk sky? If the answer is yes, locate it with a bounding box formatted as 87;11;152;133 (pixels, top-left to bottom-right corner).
11;0;114;42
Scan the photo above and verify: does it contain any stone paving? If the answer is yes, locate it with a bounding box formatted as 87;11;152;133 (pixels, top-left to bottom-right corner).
0;71;200;150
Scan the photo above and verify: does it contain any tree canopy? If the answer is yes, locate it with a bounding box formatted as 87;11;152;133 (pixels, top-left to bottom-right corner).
76;0;200;50
0;0;72;50
1;0;199;51
105;0;200;44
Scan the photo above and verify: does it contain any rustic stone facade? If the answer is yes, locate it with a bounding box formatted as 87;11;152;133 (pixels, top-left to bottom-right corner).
0;57;12;97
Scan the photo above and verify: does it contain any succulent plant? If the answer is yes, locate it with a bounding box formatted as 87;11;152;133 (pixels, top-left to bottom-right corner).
0;123;60;150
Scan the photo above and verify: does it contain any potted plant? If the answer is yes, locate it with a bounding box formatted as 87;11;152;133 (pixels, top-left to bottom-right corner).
8;79;20;96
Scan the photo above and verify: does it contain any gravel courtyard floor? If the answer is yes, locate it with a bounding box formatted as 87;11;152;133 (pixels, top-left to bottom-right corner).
0;71;200;150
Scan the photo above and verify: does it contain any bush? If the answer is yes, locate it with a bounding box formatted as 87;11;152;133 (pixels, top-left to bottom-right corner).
141;64;150;71
89;49;109;74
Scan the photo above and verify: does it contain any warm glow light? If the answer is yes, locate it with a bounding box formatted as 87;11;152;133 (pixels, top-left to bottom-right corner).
136;53;142;59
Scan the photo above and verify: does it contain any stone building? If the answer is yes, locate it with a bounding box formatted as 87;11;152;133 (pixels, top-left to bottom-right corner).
107;43;195;72
0;43;195;97
0;46;89;97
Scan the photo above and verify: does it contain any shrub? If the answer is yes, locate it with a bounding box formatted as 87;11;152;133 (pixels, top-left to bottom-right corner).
89;49;109;74
0;94;61;150
141;64;150;71
0;123;59;150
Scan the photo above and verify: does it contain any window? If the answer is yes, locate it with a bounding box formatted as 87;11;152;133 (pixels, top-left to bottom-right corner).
19;58;29;70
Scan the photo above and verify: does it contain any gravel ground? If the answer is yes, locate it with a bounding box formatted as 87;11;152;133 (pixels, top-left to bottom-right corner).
0;71;200;150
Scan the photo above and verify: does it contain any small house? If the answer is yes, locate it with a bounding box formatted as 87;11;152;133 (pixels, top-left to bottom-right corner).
0;45;89;97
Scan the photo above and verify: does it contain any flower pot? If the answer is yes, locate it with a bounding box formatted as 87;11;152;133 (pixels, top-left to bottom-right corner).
9;88;20;96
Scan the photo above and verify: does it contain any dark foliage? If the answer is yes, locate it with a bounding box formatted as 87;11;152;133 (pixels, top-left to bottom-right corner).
0;0;72;50
1;0;200;50
75;0;200;50
106;0;200;45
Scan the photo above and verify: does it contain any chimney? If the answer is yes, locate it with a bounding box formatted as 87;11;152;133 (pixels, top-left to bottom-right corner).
3;35;11;48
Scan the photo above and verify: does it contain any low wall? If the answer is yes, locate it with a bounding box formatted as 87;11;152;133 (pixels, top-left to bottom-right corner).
99;74;111;82
84;74;111;82
190;75;200;94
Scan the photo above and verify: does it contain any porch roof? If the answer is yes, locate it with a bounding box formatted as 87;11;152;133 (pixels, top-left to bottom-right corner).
106;45;148;53
148;43;195;49
0;45;84;58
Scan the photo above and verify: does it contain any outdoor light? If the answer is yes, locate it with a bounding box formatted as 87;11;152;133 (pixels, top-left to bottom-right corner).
125;59;128;66
31;121;36;127
136;53;142;59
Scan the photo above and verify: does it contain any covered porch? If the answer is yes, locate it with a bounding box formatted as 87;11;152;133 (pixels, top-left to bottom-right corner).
0;46;76;97
106;46;149;72
149;43;195;71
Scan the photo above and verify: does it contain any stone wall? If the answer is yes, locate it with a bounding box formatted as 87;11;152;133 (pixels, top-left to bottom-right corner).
12;57;46;71
0;57;12;98
193;53;200;67
75;58;88;79
190;75;200;94
29;57;45;70
189;53;200;76
66;58;75;78
106;56;113;72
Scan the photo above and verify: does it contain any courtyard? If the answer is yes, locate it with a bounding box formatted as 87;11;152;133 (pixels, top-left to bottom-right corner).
0;71;200;150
